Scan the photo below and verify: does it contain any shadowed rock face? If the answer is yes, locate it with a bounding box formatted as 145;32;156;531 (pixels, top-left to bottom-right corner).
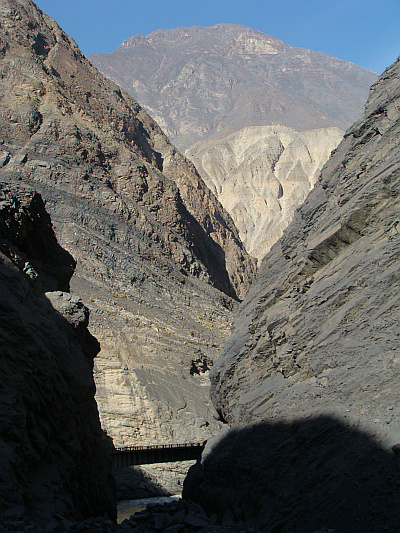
0;181;115;521
0;0;256;449
89;24;377;151
210;58;400;443
183;417;400;532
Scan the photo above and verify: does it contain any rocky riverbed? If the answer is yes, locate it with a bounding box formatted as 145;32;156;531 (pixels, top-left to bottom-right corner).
0;497;337;532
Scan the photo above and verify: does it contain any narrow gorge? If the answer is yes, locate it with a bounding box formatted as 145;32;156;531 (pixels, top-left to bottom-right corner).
1;0;399;531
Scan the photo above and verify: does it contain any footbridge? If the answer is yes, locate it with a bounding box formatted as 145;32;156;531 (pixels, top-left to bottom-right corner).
109;442;205;468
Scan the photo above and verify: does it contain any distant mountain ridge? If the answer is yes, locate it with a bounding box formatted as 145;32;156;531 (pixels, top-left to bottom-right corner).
89;24;377;150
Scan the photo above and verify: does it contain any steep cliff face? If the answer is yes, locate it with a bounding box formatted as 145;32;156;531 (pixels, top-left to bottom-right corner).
89;24;376;150
185;125;343;261
0;181;115;521
0;0;256;449
183;56;400;533
211;58;400;442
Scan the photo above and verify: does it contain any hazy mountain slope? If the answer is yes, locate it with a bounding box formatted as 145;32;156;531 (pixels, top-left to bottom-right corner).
89;24;377;150
0;0;256;451
186;125;344;261
90;24;376;262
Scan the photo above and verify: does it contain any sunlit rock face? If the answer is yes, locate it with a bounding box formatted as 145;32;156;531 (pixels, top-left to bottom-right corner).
211;58;400;444
185;125;344;261
0;0;256;452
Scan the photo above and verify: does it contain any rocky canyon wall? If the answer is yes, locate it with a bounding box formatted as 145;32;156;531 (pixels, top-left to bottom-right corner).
0;0;256;451
210;57;400;436
0;180;115;522
183;56;400;532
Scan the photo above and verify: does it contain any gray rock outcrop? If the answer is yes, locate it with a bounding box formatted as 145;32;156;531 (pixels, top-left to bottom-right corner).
0;0;256;451
185;125;344;261
89;24;377;150
0;181;115;522
210;57;400;437
183;417;400;531
183;56;400;532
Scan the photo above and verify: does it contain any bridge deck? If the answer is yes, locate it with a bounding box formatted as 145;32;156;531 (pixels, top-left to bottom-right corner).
109;442;204;468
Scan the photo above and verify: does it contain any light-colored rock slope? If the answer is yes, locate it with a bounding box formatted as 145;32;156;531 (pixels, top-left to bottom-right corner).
0;0;256;452
185;125;344;261
211;57;400;448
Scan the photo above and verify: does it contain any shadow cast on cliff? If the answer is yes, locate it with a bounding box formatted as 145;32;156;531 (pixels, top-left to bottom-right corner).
183;415;400;532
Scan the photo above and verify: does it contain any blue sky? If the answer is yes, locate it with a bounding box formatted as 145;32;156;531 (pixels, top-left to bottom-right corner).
34;0;399;74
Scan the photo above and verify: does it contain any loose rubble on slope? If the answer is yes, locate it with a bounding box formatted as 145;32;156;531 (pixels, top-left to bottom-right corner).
0;497;336;532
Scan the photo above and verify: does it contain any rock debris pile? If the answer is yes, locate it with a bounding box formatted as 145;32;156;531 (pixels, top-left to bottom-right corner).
1;499;256;532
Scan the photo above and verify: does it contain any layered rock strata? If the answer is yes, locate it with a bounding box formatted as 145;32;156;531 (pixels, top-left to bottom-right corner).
0;181;115;521
0;0;256;449
185;125;344;261
89;24;377;150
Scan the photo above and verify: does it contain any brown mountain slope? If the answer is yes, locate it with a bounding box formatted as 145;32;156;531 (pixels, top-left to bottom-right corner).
0;0;256;453
89;24;377;150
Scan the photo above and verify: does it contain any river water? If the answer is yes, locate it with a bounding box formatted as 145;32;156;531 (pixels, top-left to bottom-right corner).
117;495;182;523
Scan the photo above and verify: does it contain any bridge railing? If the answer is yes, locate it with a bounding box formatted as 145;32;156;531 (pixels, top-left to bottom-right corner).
107;442;205;466
109;442;204;454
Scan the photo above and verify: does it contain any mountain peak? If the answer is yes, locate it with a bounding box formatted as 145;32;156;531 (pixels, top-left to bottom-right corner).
118;23;287;56
90;25;377;150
